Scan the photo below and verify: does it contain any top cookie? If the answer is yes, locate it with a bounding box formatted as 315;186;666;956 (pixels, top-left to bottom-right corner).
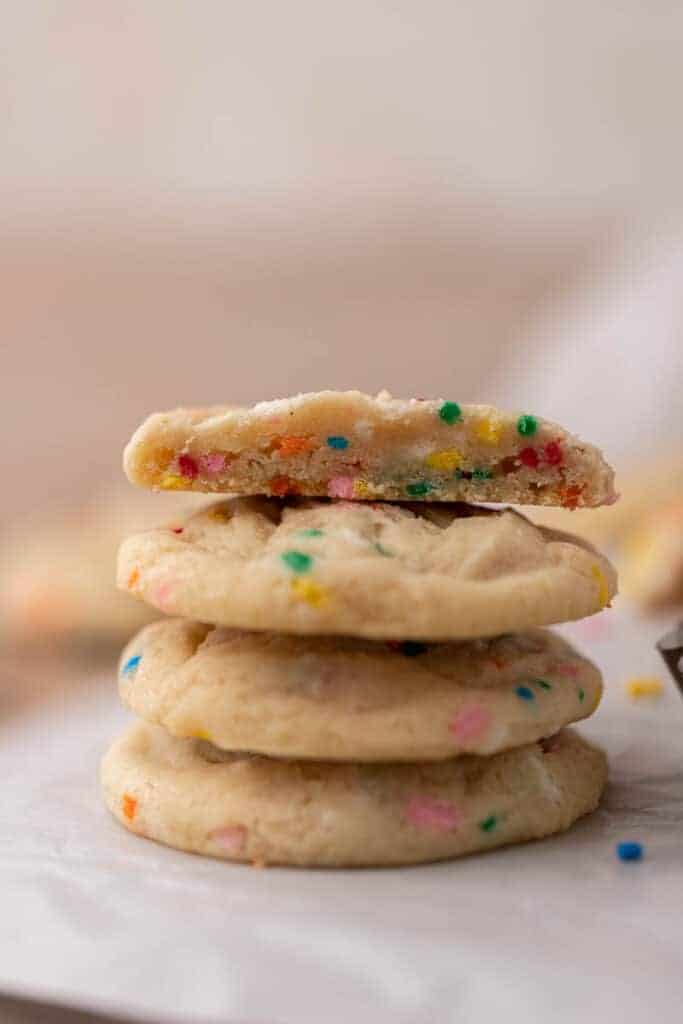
123;391;616;508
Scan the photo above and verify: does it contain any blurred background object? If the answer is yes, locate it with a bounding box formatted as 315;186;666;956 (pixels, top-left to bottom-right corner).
0;487;205;652
1;1;682;645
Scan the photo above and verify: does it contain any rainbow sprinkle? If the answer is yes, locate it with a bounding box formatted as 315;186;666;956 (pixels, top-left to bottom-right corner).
519;447;539;468
479;815;497;833
290;578;327;606
122;794;137;822
475;418;503;445
625;677;664;699
178;454;198;479
281;550;313;573
438;401;462;425
160;474;186;490
328;476;355;499
515;685;535;701
327;436;349;450
426;448;462;472
122;654;141;677
616;841;643;862
591;565;610;608
543;441;563;465
406;795;460;833
298;528;324;538
353;480;373;499
406;481;434;497
517;414;538;437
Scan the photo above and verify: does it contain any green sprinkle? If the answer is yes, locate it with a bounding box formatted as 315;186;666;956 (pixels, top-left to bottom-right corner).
479;815;497;833
281;550;313;573
578;688;585;702
438;401;462;425
374;542;394;557
517;414;538;437
298;528;324;538
472;467;493;480
534;679;553;691
406;481;434;497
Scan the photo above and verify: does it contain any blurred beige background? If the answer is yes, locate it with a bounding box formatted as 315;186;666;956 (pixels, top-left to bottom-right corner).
1;1;682;525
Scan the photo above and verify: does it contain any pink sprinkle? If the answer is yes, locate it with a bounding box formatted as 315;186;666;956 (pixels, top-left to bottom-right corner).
603;491;621;506
540;735;562;754
556;662;579;678
406;796;460;833
449;705;492;743
178;454;198;479
209;825;248;855
154;580;174;613
198;452;227;478
328;476;355;499
171;527;184;534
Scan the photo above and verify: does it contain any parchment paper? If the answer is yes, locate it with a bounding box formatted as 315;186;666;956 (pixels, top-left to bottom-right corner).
1;605;682;1024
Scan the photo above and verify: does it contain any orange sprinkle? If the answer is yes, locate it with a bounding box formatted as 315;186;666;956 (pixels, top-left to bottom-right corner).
122;794;137;821
560;484;584;509
269;475;300;497
277;435;314;457
127;568;140;590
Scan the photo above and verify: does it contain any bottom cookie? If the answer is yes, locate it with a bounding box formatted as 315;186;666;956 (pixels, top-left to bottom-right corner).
101;722;607;868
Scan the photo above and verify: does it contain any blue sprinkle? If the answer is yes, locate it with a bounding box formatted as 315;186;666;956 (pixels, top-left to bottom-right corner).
515;685;535;701
122;654;142;677
616;841;643;862
327;436;349;450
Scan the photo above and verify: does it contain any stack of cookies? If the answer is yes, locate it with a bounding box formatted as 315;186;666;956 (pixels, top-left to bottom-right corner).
102;391;617;867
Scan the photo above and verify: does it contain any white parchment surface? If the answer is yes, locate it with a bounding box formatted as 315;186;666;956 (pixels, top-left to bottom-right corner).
1;605;682;1024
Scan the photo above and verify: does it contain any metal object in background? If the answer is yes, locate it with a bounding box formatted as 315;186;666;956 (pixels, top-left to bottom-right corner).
657;621;683;695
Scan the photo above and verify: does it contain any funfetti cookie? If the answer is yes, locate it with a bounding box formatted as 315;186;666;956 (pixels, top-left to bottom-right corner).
101;722;607;867
123;391;616;508
119;619;602;762
117;497;617;640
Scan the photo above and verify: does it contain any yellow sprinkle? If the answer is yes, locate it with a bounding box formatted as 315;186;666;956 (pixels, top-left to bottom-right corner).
353;480;373;499
160;474;187;490
208;505;232;521
591;565;610;607
426;448;462;472
190;728;212;741
474;417;503;445
626;677;664;699
291;578;328;606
